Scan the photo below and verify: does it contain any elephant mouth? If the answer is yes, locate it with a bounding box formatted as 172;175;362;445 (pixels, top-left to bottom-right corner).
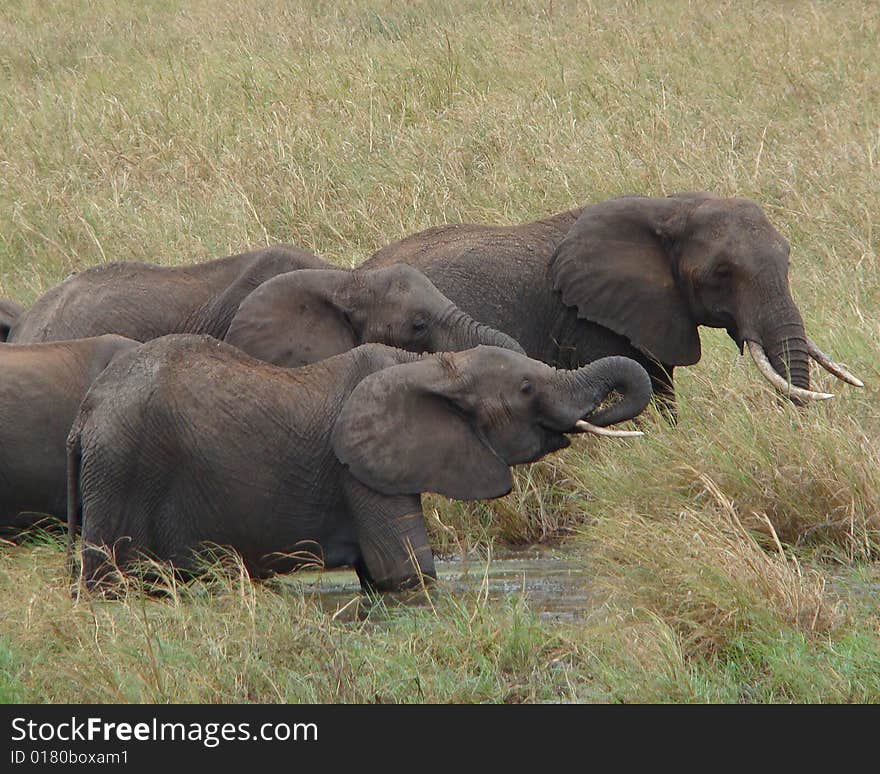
536;414;642;443
557;406;644;438
570;388;646;438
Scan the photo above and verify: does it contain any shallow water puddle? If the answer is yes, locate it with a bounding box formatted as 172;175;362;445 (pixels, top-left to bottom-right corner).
281;546;593;621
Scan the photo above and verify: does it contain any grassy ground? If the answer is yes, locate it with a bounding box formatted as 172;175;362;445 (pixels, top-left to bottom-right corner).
0;0;878;702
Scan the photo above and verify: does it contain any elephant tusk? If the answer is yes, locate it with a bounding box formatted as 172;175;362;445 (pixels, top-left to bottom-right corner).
573;420;643;438
806;338;864;388
746;341;834;401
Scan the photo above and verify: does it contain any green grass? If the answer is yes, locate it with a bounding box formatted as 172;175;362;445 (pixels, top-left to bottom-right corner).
1;0;878;702
1;537;878;703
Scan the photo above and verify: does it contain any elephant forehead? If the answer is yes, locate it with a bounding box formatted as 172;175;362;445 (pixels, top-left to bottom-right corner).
699;198;782;237
379;263;438;292
454;345;544;377
687;216;788;266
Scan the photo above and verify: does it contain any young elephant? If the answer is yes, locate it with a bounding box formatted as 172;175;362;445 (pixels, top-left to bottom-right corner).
224;263;525;366
0;335;139;533
67;335;652;592
0;298;23;341
9;245;329;344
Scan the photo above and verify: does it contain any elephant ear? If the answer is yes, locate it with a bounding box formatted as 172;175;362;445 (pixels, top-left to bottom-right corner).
225;270;358;367
331;355;513;501
549;194;709;366
197;247;326;339
0;299;23;342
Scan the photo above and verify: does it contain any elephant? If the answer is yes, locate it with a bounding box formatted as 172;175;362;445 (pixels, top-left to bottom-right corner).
9;245;330;344
66;335;652;592
0;298;23;341
365;192;862;412
224;263;525;367
0;334;139;534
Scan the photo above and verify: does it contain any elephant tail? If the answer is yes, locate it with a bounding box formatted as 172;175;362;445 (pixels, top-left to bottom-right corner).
65;428;83;590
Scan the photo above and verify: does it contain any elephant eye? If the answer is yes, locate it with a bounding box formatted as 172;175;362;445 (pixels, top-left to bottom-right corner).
520;379;534;396
711;263;733;282
412;316;428;334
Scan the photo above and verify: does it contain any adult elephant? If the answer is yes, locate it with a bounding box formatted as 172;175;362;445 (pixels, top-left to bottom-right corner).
0;335;139;534
67;336;651;592
9;245;330;344
0;298;23;341
225;263;524;366
365;192;862;409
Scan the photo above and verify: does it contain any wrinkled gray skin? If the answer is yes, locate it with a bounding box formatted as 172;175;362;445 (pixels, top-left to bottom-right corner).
68;336;652;592
0;298;23;341
225;263;525;366
0;335;139;533
9;245;329;344
366;192;818;411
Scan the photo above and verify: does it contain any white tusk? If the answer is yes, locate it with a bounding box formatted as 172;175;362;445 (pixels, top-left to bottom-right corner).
746;341;834;401
573;420;644;438
806;338;864;388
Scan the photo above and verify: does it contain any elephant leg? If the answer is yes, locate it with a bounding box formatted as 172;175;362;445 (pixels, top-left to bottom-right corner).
343;476;436;593
353;559;379;592
80;537;131;595
65;432;82;581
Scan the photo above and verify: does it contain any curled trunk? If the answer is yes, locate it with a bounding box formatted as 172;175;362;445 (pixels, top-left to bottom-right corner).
554;355;654;428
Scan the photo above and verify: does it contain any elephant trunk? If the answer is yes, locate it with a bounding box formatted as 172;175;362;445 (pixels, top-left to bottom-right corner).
746;299;834;403
763;319;810;388
554;356;653;430
436;305;526;355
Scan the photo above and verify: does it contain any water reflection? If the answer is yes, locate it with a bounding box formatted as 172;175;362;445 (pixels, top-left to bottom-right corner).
280;546;592;621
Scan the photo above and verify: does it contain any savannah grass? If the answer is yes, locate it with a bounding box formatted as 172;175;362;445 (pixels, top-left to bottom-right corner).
0;0;878;702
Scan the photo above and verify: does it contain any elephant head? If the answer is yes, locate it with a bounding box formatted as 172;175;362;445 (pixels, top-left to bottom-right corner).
550;192;862;402
225;264;526;366
332;346;652;501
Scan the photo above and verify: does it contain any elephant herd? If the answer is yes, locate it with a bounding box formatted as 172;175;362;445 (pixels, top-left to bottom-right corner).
0;191;863;593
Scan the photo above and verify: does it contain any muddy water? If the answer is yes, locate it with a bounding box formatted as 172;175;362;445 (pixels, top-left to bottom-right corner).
282;546;593;621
